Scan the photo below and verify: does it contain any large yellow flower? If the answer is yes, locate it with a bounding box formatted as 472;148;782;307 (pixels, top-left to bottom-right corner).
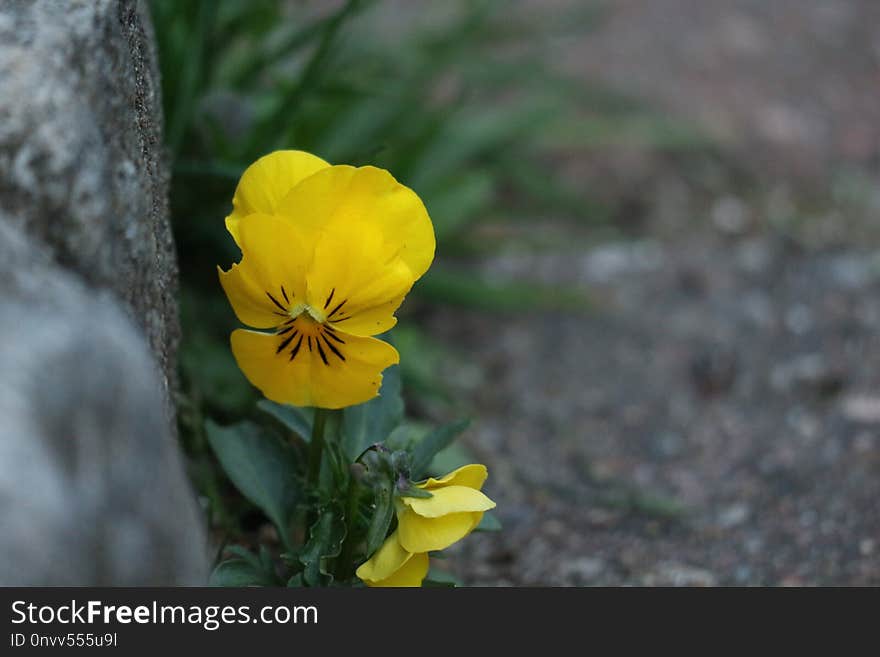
355;531;429;587
397;464;496;553
218;151;435;409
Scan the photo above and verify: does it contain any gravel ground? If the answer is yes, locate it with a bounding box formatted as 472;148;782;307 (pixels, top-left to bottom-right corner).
430;0;880;585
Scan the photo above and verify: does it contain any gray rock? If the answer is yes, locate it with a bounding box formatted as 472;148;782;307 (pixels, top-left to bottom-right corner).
0;0;178;388
0;1;207;584
0;224;206;585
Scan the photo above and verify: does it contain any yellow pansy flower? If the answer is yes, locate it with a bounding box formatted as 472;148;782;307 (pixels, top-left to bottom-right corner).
355;531;429;588
218;151;435;409
397;464;496;553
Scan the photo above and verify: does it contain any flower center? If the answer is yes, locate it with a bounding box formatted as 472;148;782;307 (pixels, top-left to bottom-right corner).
265;285;348;365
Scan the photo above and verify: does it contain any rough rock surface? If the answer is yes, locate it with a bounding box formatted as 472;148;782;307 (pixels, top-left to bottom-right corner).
0;0;178;386
0;0;207;584
0;224;206;585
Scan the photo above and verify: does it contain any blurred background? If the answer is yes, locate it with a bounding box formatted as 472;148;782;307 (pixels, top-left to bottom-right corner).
152;0;880;585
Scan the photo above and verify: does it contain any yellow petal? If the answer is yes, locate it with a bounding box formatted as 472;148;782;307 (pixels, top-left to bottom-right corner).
230;327;399;410
326;295;404;337
355;532;428;587
367;551;428;587
397;508;484;553
276;164;435;280
403;485;495;518
217;263;281;329
225;150;330;244
305;227;414;337
235;212;313;301
418;464;489;492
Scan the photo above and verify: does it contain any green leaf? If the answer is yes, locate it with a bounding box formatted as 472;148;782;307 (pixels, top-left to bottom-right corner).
406;102;556;189
423;171;494;242
364;476;394;559
411;419;470;480
429;441;477;477
342;353;403;461
258;544;275;572
205;420;300;548
417;267;590;312
424;567;460;587
475;511;502;532
300;508;346;587
257;400;314;442
224;545;262;568
209;558;278;587
319;430;350;492
249;0;367;151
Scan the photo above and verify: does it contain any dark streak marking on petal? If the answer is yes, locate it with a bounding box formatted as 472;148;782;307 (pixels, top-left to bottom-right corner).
328;299;347;318
281;285;290;303
321;334;345;361
289;335;304;361
316;340;329;365
324;288;335;310
276;331;297;354
266;291;287;312
324;330;345;344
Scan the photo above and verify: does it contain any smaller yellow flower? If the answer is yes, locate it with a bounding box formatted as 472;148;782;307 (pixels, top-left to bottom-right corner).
397;464;496;554
355;531;429;587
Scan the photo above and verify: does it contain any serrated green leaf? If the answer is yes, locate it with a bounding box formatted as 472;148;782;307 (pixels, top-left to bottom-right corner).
205;420;300;548
300;508;346;587
411;419;470;480
209;558;278;587
257;399;314;441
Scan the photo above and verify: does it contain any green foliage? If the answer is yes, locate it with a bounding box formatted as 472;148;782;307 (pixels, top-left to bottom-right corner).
363;475;394;558
418;268;591;312
257;399;314;442
475;511;502;532
424;568;461;587
410;419;470;480
341;362;404;461
204;420;301;550
209;546;280;586
299;509;347;586
204;354;490;586
150;0;615;306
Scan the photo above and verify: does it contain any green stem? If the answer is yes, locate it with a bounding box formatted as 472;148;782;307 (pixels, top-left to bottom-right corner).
306;409;327;528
